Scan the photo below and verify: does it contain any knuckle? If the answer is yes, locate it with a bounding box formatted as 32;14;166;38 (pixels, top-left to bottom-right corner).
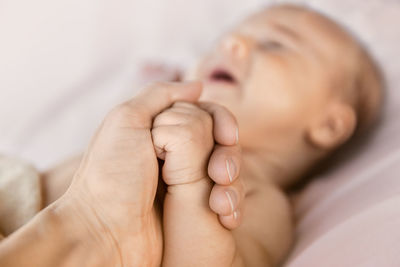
106;102;149;127
180;124;211;148
154;109;189;126
188;115;212;140
154;107;214;149
106;103;132;122
185;107;211;124
177;111;193;122
170;104;213;131
180;124;196;140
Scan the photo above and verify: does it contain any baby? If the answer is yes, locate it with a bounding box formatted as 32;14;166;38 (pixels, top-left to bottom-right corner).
149;4;383;266
0;3;383;267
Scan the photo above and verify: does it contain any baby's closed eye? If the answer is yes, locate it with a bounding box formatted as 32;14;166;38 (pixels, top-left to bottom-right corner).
259;40;285;50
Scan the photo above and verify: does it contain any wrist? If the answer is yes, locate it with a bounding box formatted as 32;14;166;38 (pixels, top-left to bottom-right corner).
167;177;212;194
46;196;122;267
166;178;213;210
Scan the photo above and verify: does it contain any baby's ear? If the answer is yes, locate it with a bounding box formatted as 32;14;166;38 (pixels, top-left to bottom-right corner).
307;102;357;150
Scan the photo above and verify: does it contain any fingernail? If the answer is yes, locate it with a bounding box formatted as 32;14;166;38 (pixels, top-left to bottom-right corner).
225;190;238;213
233;210;239;220
235;127;239;145
226;158;237;183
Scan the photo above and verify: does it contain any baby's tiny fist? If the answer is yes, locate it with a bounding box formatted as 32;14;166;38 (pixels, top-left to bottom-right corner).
157;101;242;266
151;101;214;185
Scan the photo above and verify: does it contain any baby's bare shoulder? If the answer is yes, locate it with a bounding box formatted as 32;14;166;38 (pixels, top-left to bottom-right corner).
234;174;293;266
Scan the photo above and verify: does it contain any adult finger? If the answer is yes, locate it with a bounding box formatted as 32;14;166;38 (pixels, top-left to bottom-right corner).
208;144;241;185
117;81;202;128
218;207;243;230
209;176;245;217
198;102;238;146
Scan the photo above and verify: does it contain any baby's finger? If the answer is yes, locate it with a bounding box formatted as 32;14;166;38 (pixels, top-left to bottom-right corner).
198;102;238;146
209;177;245;216
208;144;241;185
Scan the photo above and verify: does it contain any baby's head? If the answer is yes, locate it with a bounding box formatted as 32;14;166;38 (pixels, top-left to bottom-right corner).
187;4;383;185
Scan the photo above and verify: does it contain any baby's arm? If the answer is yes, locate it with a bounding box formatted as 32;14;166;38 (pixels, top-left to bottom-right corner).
152;101;244;266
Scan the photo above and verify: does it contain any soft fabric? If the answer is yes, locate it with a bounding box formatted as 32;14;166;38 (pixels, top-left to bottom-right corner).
0;156;42;237
0;0;399;266
282;1;400;266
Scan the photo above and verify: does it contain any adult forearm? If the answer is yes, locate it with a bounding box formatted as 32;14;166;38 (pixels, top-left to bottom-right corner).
0;199;120;267
41;155;81;206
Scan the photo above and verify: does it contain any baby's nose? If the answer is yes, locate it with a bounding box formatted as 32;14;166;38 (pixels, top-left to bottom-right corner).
221;34;251;60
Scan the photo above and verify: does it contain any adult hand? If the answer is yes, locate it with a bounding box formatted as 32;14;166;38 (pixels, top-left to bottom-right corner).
2;81;244;267
54;81;203;267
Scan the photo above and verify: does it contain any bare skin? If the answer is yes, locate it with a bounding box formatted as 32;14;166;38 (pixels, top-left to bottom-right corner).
152;101;244;266
184;4;382;266
5;4;382;267
0;82;244;267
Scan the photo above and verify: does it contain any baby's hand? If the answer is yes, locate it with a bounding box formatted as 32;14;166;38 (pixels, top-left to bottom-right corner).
152;101;245;266
152;101;244;227
152;101;214;185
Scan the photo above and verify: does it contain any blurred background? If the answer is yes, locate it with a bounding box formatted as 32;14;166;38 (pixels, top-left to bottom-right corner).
0;0;399;170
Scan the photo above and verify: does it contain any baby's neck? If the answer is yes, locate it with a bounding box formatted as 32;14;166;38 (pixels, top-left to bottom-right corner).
241;149;287;188
240;147;310;189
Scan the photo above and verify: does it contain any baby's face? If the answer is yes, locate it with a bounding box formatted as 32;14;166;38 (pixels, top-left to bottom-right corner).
189;6;353;149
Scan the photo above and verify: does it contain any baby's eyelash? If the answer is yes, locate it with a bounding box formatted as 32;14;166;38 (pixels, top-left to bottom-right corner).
259;40;284;50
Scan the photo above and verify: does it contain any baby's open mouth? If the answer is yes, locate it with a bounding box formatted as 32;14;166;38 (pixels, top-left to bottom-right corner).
209;69;237;84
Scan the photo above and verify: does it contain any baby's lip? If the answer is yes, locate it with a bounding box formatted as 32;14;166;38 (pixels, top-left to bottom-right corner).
207;66;240;86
